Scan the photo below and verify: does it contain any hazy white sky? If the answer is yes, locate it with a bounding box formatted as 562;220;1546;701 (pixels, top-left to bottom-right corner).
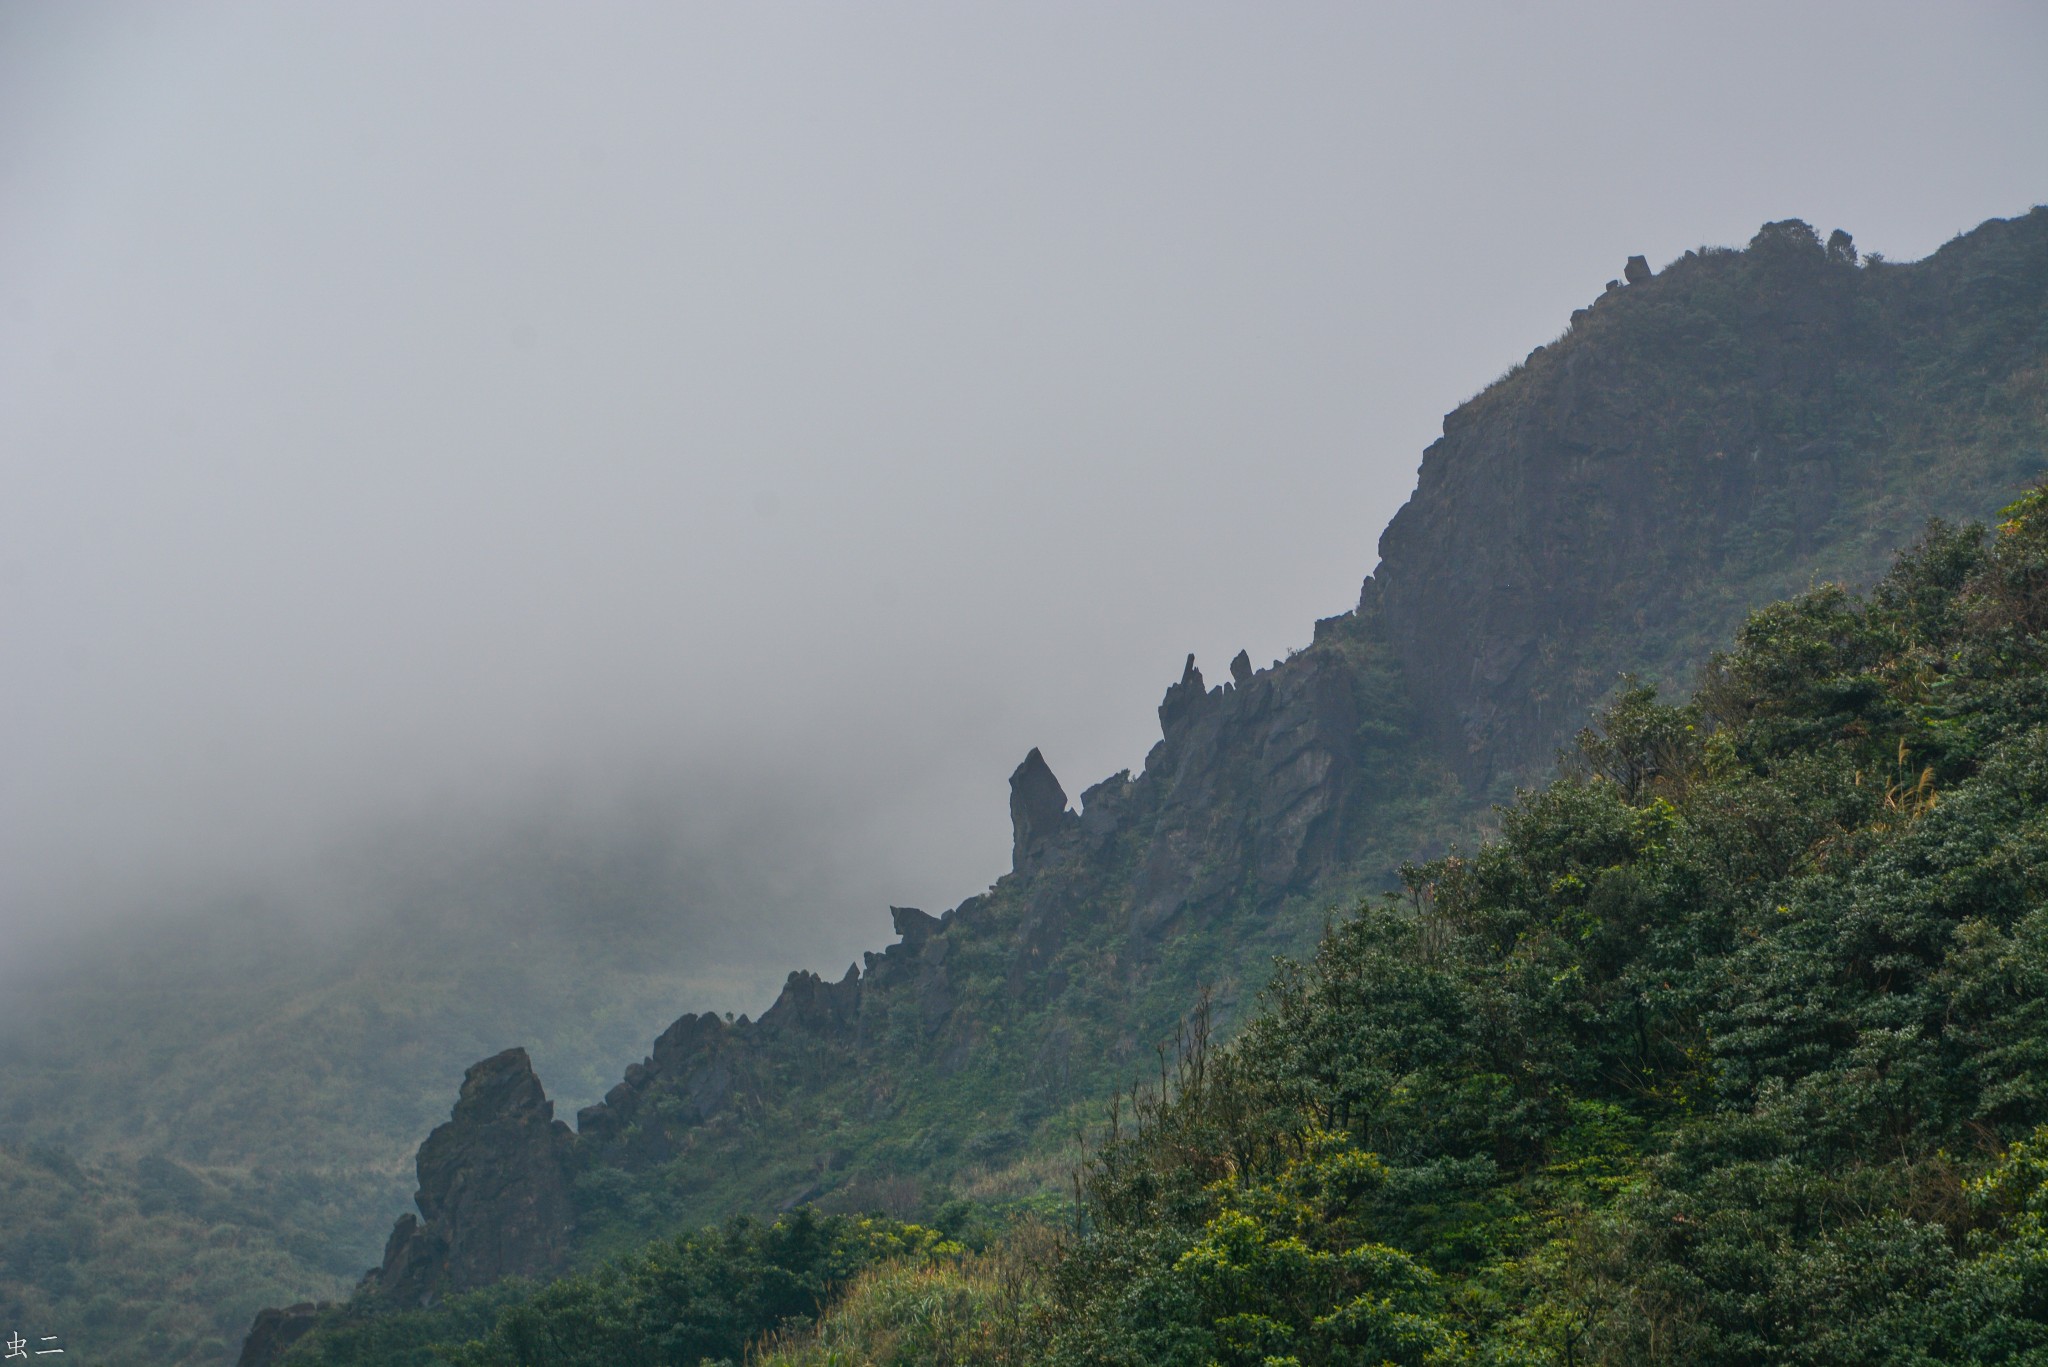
3;2;2045;979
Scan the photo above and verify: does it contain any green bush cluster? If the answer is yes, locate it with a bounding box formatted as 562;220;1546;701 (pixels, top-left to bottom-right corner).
9;212;2043;1365
280;1210;957;1367
754;1225;1055;1367
283;493;2048;1366
1040;502;2048;1364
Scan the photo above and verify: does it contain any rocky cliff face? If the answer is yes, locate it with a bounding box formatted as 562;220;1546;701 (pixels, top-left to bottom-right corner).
549;622;1414;1190
234;1304;326;1367
361;1048;575;1309
1008;748;1077;876
1376;213;2048;785
246;208;2048;1358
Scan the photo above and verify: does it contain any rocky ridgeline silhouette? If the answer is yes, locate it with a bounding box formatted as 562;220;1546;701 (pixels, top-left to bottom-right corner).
241;208;2048;1364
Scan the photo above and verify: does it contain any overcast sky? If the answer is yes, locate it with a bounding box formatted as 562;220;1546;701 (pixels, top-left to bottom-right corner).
3;2;2046;986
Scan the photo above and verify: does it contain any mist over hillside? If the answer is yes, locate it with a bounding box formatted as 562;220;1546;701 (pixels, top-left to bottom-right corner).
215;202;2046;1367
7;3;2046;971
4;6;2047;1366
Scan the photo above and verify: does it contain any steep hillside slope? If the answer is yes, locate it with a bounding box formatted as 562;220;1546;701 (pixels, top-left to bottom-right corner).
331;475;2048;1367
268;209;2048;1356
1379;215;2048;784
1013;485;2048;1364
0;846;783;1367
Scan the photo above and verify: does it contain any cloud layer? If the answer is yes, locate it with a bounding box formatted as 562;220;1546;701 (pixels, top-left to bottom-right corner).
3;3;2044;983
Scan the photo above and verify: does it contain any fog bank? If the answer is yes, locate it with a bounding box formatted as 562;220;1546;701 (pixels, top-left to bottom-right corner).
3;2;2044;975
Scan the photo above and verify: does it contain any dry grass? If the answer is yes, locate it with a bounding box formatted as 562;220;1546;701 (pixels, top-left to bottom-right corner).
751;1223;1057;1367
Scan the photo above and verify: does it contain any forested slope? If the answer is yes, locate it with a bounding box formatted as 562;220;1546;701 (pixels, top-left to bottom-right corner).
0;842;782;1365
239;210;2048;1365
279;411;2048;1367
1036;488;2048;1363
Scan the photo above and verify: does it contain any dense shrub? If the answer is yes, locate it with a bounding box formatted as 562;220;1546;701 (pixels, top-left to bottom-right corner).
280;1211;956;1367
1039;500;2048;1364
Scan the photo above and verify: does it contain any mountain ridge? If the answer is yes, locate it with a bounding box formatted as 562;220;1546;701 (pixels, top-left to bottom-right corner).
249;206;2048;1361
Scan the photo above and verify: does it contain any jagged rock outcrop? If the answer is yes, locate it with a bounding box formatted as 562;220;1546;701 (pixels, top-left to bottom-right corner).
572;954;879;1170
1156;653;1208;737
1376;210;2048;786
516;632;1392;1197
362;1048;575;1308
1008;747;1077;874
246;209;2048;1361
1122;632;1376;934
235;1303;325;1367
759;962;868;1057
575;1010;758;1164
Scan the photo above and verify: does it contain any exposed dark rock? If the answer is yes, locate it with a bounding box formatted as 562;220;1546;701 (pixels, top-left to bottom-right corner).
272;210;2048;1348
576;1012;754;1158
362;1048;575;1307
366;1214;443;1305
1078;770;1133;840
1156;654;1210;738
1376;212;2048;787
1624;254;1651;285
1117;628;1378;937
919;958;958;1037
571;950;885;1172
236;1302;326;1367
890;905;941;947
651;1011;727;1071
760;965;863;1042
1009;747;1075;874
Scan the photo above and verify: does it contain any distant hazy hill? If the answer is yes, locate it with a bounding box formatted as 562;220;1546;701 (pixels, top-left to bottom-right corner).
0;831;787;1366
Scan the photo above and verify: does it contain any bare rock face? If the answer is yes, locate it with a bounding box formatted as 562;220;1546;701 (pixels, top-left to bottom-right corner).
364;1048;575;1307
889;905;941;947
235;1302;325;1367
760;963;865;1041
1374;213;2048;787
250;210;2048;1358
574;1011;756;1165
1124;638;1367;936
1624;253;1652;285
574;956;874;1168
1156;654;1209;737
1009;747;1075;874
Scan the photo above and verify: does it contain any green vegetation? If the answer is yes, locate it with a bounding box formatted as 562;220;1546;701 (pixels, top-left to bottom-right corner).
754;1226;1054;1367
0;878;784;1367
1045;504;2048;1362
0;1142;327;1367
276;1211;960;1367
7;211;2044;1365
266;499;2048;1363
1377;213;2048;789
